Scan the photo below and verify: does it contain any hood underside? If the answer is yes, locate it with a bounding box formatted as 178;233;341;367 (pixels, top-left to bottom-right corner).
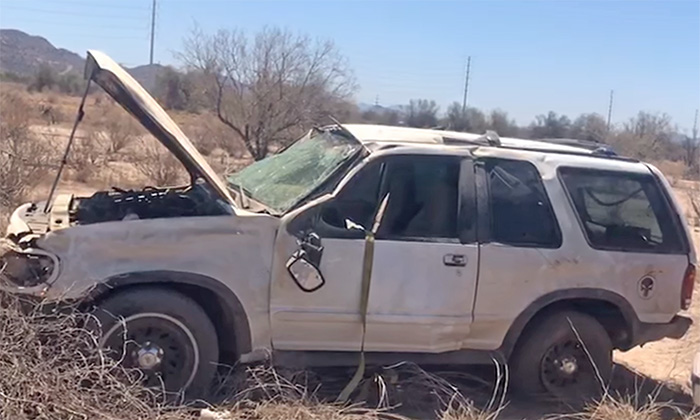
84;50;235;206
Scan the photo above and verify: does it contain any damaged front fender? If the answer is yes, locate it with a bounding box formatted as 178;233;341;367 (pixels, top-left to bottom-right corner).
0;236;60;294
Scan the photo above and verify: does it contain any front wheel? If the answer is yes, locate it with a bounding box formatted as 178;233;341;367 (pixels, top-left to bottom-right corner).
509;310;612;402
94;287;219;399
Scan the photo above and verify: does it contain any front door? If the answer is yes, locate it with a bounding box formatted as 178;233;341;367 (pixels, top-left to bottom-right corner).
270;153;479;353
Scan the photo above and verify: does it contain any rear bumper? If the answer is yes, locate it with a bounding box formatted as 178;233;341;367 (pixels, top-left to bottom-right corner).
632;315;692;347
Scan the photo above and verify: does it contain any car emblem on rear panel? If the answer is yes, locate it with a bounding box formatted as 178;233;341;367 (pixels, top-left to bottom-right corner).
638;276;655;299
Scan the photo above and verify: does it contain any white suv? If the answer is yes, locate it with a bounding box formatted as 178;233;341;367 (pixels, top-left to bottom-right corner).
1;50;696;400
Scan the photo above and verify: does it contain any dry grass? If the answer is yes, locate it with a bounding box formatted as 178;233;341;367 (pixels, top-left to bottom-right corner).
89;106;141;156
0;291;192;420
689;184;700;227
555;394;700;420
130;137;187;186
0;91;55;211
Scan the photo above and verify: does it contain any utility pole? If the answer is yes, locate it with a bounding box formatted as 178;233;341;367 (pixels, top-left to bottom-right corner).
693;108;698;143
606;89;614;131
149;0;157;65
462;56;471;114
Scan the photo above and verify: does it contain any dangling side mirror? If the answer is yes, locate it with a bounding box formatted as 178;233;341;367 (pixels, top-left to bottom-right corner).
286;250;326;293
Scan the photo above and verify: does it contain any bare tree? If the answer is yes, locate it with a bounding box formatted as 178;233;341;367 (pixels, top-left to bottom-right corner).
361;107;400;126
403;99;439;128
69;133;107;183
180;26;356;160
529;111;572;139
131;137;185;185
487;109;518;137
569;113;608;143
97;107;141;156
682;119;698;170
444;103;487;133
608;111;676;160
624;111;672;140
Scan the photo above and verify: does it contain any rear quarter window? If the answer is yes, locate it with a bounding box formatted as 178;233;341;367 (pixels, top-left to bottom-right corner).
559;167;686;254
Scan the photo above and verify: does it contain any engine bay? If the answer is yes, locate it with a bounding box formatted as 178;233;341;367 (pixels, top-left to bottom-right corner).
72;183;229;225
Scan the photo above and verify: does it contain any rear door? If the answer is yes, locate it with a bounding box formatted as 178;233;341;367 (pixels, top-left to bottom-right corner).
468;158;566;351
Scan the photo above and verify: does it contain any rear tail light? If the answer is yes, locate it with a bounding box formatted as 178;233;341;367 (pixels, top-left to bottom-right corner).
682;263;696;310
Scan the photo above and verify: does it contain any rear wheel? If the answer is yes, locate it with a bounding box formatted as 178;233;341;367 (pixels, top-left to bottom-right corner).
509;310;612;402
94;287;219;399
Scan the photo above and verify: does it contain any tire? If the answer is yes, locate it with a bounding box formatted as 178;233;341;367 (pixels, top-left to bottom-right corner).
93;287;219;400
508;310;612;402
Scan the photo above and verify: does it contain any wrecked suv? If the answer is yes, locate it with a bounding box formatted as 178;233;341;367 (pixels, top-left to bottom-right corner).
1;50;696;400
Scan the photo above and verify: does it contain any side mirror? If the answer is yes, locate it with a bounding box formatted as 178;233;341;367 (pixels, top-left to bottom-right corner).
286;250;325;293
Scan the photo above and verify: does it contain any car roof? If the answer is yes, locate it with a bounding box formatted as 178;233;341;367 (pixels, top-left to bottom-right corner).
342;123;651;175
344;124;592;153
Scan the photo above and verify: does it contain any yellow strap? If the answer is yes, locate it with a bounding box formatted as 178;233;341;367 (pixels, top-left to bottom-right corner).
336;232;374;402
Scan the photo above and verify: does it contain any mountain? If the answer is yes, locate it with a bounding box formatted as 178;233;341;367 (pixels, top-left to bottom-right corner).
127;63;168;91
358;102;403;113
0;28;166;90
0;29;84;76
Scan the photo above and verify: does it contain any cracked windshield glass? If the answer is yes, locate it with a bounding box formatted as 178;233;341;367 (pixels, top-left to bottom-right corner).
227;129;361;212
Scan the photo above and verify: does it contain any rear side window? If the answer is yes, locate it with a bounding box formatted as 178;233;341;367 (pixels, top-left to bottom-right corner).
485;159;561;248
559;168;684;253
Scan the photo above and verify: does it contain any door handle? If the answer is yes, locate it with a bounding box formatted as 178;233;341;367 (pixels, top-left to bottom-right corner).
443;254;467;267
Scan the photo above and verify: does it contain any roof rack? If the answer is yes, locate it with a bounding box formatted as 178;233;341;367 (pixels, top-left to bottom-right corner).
442;130;501;147
442;130;637;162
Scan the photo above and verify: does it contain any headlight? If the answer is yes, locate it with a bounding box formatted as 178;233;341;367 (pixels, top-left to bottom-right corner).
0;241;56;288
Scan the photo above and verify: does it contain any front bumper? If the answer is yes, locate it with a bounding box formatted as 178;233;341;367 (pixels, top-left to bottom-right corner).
632;315;692;347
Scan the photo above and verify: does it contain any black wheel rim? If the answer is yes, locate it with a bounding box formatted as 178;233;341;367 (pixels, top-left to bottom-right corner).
540;338;598;397
101;314;198;393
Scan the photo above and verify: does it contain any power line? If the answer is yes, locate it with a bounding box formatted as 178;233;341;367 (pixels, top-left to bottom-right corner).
45;0;150;11
3;18;149;32
2;4;147;20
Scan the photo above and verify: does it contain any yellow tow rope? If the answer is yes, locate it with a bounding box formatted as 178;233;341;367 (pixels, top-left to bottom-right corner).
336;230;375;402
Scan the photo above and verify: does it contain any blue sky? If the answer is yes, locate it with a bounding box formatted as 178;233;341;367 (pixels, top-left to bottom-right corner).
1;0;698;130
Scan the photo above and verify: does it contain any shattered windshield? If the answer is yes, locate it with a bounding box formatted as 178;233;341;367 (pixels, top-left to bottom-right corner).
227;129;362;213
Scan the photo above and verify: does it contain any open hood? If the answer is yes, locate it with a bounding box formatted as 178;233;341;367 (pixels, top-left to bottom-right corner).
84;50;235;206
